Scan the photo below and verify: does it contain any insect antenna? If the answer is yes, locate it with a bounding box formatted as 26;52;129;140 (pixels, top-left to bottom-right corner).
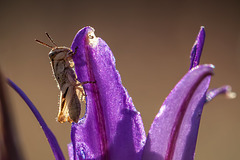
45;32;58;47
35;39;53;49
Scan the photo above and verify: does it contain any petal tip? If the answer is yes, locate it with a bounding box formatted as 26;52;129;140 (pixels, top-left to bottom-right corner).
209;64;215;69
199;26;205;35
84;26;95;35
206;85;236;102
191;64;215;72
225;86;237;99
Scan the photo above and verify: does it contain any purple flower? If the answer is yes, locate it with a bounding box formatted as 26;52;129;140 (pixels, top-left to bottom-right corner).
6;26;235;160
67;26;234;160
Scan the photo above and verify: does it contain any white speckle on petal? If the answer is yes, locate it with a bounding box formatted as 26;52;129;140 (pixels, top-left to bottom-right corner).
88;31;98;48
156;105;166;118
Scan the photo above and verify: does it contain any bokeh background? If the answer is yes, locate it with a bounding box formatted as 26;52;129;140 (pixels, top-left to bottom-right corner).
0;0;240;159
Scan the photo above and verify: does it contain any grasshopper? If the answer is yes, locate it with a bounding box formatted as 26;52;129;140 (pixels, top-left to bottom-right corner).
36;33;93;123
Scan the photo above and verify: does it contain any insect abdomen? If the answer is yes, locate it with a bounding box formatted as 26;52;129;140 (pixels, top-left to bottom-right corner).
68;91;81;123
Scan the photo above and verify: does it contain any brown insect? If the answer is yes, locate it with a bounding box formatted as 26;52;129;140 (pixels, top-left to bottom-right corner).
36;33;93;123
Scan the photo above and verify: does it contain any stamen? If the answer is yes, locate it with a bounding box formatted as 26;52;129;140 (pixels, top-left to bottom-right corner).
206;85;236;102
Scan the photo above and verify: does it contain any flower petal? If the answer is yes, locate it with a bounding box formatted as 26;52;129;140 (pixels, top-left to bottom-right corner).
69;27;146;159
0;72;24;160
142;64;213;160
206;85;236;102
7;79;65;160
189;27;205;70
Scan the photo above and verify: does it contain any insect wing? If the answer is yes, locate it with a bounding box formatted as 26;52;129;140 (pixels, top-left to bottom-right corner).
58;86;73;123
68;87;83;123
58;85;85;123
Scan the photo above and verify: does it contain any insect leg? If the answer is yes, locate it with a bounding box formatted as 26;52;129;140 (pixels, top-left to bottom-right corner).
66;46;78;59
74;81;96;88
80;81;96;85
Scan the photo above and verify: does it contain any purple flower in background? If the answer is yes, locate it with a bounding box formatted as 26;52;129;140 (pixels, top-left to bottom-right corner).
6;26;235;160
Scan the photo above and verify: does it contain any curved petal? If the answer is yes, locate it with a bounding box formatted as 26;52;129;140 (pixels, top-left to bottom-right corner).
69;27;146;160
0;73;24;160
7;79;65;160
206;85;236;102
142;64;213;160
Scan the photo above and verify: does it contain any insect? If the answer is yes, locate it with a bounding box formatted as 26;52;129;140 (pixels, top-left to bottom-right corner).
36;33;93;123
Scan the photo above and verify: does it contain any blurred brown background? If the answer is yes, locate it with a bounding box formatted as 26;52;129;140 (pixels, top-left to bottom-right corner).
0;0;239;159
